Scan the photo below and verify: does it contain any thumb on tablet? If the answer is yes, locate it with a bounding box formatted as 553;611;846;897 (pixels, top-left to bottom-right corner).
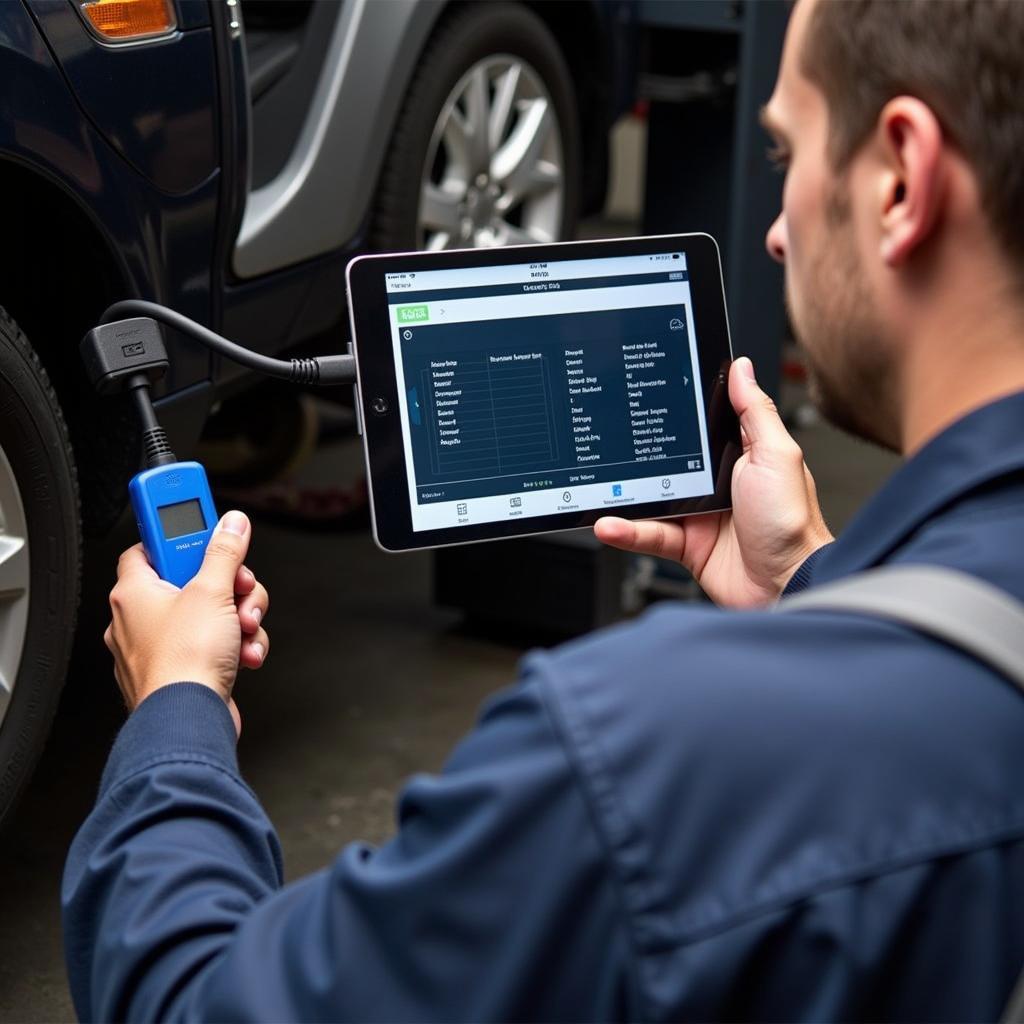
729;357;802;465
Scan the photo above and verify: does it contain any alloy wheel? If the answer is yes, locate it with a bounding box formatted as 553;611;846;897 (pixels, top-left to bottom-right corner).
418;55;565;250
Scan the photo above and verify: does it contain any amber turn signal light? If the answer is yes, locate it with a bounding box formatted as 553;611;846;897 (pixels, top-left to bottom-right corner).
81;0;176;40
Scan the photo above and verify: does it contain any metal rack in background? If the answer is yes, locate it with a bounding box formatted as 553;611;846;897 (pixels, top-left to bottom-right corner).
639;0;789;399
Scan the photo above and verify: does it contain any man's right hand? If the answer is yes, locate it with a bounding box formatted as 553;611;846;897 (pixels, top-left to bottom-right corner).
594;357;833;608
104;511;269;734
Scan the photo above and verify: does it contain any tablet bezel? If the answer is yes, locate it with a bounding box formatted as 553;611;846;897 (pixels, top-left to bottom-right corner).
346;233;741;552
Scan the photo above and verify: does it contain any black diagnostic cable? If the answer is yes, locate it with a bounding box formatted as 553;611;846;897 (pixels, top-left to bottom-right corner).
126;372;177;469
100;300;356;386
81;302;356;473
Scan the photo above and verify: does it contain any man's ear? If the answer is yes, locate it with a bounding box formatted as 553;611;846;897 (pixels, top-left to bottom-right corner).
874;96;946;267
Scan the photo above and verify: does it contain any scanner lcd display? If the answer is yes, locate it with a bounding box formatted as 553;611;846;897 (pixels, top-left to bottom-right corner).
158;498;207;540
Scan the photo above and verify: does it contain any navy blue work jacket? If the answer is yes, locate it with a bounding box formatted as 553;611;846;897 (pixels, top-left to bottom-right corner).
64;392;1024;1021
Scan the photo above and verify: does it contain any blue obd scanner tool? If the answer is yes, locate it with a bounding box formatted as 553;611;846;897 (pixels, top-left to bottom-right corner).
81;316;217;587
129;462;217;587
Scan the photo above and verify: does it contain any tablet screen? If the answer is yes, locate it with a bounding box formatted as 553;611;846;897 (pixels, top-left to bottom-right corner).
383;249;715;532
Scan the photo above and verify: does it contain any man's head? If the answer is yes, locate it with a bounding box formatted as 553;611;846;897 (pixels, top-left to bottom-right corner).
762;0;1024;450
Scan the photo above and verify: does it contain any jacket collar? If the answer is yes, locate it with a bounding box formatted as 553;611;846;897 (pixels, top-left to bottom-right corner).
813;390;1024;585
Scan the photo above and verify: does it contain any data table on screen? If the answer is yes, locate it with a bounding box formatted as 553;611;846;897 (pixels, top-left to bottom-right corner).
422;354;558;480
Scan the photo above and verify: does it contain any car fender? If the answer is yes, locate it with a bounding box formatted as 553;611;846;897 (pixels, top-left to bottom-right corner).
233;0;446;278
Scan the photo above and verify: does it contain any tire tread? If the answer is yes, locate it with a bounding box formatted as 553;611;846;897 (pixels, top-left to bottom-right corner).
0;305;81;826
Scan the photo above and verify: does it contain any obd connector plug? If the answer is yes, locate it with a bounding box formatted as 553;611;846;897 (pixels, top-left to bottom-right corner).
80;317;176;468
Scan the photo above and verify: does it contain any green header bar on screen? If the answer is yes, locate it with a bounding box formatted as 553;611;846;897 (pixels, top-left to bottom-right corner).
396;304;429;324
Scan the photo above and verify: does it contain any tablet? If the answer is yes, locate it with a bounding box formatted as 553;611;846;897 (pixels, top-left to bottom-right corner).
346;233;740;552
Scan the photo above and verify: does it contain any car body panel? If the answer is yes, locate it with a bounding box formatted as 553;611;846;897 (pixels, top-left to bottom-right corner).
233;0;445;277
234;0;635;278
3;0;219;391
177;0;212;31
24;0;218;196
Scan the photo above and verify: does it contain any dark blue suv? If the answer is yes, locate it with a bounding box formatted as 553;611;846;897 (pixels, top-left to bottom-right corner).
0;0;634;822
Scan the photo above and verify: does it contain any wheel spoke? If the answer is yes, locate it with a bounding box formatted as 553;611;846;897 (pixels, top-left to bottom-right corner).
464;63;492;174
495;161;562;216
526;159;562;196
490;99;552;203
442;108;472;175
488;63;522;152
0;536;27;601
425;231;453;251
420;183;462;233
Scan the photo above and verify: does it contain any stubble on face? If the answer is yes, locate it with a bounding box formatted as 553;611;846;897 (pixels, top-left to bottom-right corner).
792;183;901;451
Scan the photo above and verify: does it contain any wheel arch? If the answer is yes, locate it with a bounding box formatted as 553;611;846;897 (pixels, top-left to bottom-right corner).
233;0;448;276
0;158;139;537
234;0;623;275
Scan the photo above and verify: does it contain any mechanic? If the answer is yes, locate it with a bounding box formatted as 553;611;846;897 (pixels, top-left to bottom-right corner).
63;0;1024;1019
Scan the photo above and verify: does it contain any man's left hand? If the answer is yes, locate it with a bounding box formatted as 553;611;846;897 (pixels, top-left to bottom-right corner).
103;510;269;735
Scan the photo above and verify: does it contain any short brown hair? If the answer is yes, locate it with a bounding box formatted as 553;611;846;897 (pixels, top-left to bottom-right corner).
800;0;1024;273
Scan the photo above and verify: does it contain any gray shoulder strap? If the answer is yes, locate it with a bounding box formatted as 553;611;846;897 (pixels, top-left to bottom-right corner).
776;565;1024;692
779;564;1024;1022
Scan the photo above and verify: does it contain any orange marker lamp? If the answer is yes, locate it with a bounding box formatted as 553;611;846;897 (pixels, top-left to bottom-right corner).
80;0;176;41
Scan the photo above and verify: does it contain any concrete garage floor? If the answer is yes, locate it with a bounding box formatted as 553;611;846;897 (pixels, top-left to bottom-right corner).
0;412;896;1021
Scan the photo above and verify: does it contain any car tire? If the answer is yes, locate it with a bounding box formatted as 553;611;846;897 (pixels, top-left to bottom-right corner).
0;307;81;827
371;2;580;252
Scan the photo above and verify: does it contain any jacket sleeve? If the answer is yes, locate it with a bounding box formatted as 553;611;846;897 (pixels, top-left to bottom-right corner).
781;542;834;597
62;680;635;1022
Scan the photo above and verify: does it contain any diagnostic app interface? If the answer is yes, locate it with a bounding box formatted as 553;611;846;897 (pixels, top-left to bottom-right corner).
385;251;714;531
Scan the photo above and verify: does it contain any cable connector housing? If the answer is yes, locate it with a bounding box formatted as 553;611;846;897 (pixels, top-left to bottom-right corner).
80;318;169;395
288;354;355;385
